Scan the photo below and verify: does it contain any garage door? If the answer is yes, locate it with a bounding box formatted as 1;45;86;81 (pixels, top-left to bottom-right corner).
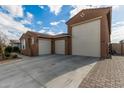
55;40;65;54
38;39;51;55
72;19;100;57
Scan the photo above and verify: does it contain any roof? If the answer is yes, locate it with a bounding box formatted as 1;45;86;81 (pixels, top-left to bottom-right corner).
20;33;25;40
66;7;112;25
120;40;124;43
10;40;20;44
20;31;70;40
53;33;70;38
27;31;53;38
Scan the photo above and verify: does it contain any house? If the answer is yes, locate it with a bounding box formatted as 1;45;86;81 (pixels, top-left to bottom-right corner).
20;7;112;59
10;40;21;48
20;31;70;56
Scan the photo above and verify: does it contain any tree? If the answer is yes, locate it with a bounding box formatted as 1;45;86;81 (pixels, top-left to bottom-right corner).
0;32;8;59
4;46;12;53
13;46;20;53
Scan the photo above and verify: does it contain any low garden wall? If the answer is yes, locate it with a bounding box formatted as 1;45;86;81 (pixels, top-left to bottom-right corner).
111;43;124;55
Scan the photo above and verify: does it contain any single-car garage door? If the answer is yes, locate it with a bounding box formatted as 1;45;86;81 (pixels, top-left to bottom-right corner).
55;40;65;54
72;19;101;57
38;39;51;55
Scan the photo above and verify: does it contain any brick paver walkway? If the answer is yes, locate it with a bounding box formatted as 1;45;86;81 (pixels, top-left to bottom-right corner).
79;56;124;88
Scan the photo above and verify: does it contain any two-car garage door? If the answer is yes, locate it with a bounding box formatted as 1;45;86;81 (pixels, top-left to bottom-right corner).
38;39;65;55
72;19;101;57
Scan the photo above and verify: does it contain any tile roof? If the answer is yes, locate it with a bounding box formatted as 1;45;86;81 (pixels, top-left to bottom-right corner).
21;31;70;39
27;31;53;38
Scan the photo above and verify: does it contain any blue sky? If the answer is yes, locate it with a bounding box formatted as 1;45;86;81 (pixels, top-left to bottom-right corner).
0;5;124;43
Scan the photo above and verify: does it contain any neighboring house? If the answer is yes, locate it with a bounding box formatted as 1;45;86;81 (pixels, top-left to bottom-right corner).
112;40;124;55
111;43;121;55
10;40;21;48
20;7;112;59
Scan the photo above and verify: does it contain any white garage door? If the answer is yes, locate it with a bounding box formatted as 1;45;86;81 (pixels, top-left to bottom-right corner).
55;40;65;54
38;39;51;55
72;19;101;57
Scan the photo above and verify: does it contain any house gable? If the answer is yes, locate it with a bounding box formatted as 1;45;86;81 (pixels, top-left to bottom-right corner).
66;7;112;26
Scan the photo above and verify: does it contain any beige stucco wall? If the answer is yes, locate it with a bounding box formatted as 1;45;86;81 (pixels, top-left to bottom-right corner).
72;19;101;57
55;40;65;54
38;39;51;55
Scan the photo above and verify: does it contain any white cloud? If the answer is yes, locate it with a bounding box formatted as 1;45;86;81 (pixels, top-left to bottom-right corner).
57;31;64;34
37;21;42;25
39;5;44;9
38;27;64;35
70;5;99;18
46;30;64;35
112;21;124;27
60;20;66;23
1;6;33;25
38;29;55;35
111;21;124;43
48;5;63;15
0;12;31;40
20;12;34;25
113;5;120;10
1;5;24;17
25;12;34;24
50;20;66;26
38;29;46;33
43;27;50;29
50;21;59;26
21;20;31;25
46;30;56;35
0;12;30;32
70;5;120;18
27;12;33;20
0;25;21;41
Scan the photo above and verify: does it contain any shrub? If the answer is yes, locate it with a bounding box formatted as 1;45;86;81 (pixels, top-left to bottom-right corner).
11;53;18;58
12;55;18;58
5;52;10;57
4;46;12;54
12;46;20;53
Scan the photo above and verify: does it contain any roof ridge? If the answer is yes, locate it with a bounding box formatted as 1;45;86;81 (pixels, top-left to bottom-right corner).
78;6;112;11
66;7;112;24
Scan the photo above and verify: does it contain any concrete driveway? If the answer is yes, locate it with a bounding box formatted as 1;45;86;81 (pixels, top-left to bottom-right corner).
0;55;98;88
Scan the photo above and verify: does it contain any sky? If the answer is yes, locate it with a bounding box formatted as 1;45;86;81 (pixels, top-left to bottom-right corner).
0;5;124;43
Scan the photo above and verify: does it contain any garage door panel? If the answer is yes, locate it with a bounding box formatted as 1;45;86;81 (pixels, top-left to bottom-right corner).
72;19;100;57
55;40;65;54
38;39;51;55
